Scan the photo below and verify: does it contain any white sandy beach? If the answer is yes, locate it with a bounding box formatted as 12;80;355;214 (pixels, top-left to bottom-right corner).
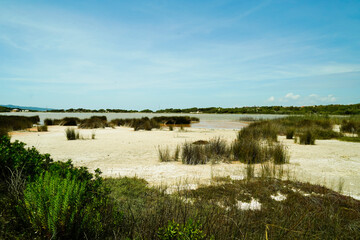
10;126;360;199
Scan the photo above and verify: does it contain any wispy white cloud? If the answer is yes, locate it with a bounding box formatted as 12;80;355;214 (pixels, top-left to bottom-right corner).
267;96;275;102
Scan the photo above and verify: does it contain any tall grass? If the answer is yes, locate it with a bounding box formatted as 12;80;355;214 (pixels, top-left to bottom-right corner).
272;143;289;164
158;147;172;162
181;143;208;165
65;128;79;140
78;116;108;129
299;131;316;145
36;125;48;132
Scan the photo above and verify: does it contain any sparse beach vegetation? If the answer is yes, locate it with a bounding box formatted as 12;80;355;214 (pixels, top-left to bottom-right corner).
78;116;108;129
65;127;79;140
36;125;48;132
1;129;360;239
0;115;39;132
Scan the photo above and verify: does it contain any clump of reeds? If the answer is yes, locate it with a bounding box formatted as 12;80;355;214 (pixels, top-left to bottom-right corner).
158;147;172;162
272;143;289;164
0;115;39;131
59;117;80;126
181;143;208;165
299;130;315;145
158;145;181;162
37;125;48;132
205;137;228;158
65;128;79;140
285;128;295;139
78;116;108;129
232;137;266;164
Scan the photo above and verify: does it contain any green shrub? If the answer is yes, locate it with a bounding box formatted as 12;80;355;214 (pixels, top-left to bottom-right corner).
341;120;359;134
158;219;206;240
44;118;54;126
21;171;103;239
0;128;8;137
0;136;52;181
299;131;315;145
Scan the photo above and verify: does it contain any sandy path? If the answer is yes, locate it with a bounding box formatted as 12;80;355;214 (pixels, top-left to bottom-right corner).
10;126;360;199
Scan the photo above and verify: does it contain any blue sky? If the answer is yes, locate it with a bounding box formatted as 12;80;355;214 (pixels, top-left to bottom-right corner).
0;0;359;110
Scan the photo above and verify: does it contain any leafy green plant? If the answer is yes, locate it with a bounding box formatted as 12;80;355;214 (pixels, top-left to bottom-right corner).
158;219;206;240
21;171;103;239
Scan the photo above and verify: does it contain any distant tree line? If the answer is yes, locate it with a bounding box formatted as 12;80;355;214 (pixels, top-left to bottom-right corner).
155;104;360;115
1;104;360;115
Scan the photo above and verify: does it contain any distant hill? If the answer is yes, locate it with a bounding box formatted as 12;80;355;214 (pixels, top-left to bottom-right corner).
0;104;54;112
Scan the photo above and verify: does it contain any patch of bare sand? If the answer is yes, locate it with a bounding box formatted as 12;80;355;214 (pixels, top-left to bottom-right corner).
10;126;360;199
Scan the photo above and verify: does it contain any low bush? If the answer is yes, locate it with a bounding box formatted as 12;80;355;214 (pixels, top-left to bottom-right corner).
59;117;80;126
338;136;360;143
341;119;360;134
44;118;54;126
0;115;39;131
78;116;108;129
0;136;52;181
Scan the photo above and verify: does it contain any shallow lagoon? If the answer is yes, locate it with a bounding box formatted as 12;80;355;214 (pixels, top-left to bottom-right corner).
0;112;286;129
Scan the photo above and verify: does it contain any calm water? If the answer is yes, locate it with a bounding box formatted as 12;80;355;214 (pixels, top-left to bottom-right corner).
0;112;286;130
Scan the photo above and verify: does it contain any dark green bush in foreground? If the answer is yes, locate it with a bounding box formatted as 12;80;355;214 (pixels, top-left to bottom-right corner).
0;136;116;239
